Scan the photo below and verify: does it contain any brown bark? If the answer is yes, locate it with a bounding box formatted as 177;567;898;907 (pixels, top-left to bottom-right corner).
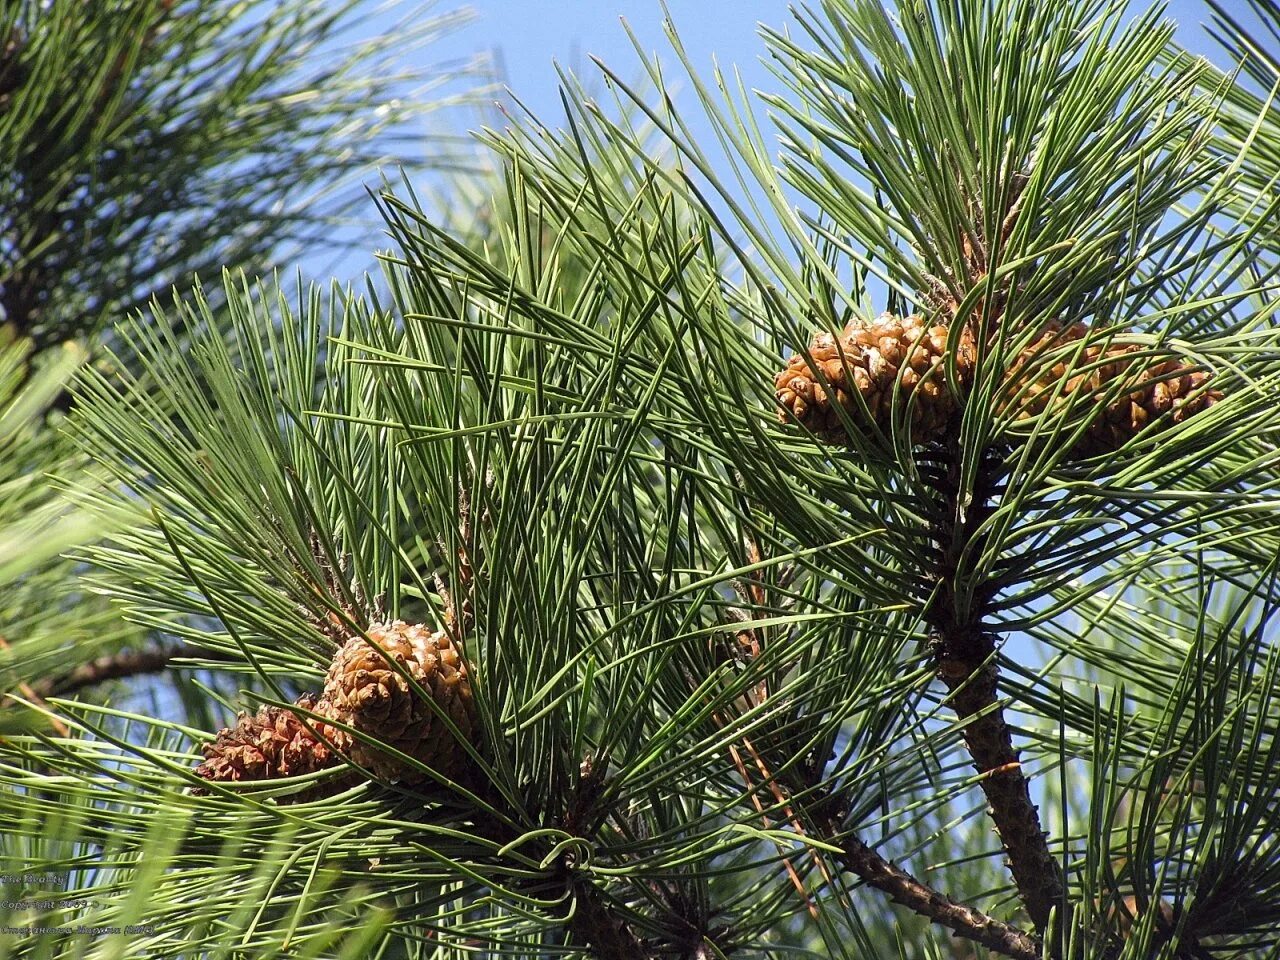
921;437;1066;937
570;880;650;960
29;644;232;699
832;830;1042;960
939;655;1064;933
720;531;1043;958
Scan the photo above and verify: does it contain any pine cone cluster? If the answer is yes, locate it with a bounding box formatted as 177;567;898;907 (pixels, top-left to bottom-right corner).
998;320;1221;456
193;693;340;794
775;312;976;444
322;620;475;784
194;620;477;794
776;312;1220;458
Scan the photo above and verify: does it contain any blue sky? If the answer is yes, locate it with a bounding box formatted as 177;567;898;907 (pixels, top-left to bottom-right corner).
392;1;1259;204
447;1;791;116
323;0;1265;282
425;0;1244;126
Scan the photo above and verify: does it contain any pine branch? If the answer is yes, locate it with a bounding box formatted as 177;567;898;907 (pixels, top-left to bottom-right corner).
832;831;1042;960
938;660;1064;929
4;150;59;343
732;724;1044;959
28;644;232;699
0;635;69;736
921;437;1066;936
1;0;477;348
719;653;1040;958
570;880;651;960
1;6;171;344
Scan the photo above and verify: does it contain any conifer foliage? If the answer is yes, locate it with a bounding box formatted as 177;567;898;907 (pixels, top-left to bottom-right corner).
3;0;1280;958
0;0;472;348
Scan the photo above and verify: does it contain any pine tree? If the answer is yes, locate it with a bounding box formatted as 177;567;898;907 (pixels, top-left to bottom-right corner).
0;0;478;348
0;0;478;734
3;1;1280;958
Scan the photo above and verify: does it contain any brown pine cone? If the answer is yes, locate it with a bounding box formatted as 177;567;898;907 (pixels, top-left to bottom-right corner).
1001;320;1221;456
194;693;341;795
322;621;475;784
775;312;977;445
777;312;1221;458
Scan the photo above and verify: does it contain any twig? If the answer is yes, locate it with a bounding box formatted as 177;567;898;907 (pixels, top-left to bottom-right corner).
722;535;827;917
828;825;1043;960
716;547;1035;958
435;481;477;641
727;738;820;920
725;728;1043;959
0;634;69;736
28;644;232;700
920;437;1066;936
725;700;1040;958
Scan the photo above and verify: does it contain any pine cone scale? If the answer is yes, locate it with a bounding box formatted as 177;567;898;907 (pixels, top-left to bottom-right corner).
322;620;476;783
776;312;972;444
193;693;340;797
777;312;1220;457
1000;321;1221;456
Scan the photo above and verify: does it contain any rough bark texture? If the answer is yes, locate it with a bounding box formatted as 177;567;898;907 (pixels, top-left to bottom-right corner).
940;655;1064;934
920;437;1066;937
834;833;1042;960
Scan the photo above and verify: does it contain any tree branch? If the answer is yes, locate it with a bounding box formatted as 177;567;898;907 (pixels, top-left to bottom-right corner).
793;771;1043;958
718;534;1040;959
938;656;1064;933
570;879;651;960
28;644;233;700
719;697;1041;957
920;437;1066;936
0;634;69;736
832;830;1042;960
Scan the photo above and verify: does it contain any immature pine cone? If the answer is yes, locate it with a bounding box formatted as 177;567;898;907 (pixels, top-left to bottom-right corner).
322;620;475;784
775;312;976;445
1001;320;1222;456
194;693;339;791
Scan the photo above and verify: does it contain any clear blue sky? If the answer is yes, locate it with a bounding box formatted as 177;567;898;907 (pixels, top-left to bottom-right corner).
323;0;1263;281
449;0;791;114
425;0;1242;126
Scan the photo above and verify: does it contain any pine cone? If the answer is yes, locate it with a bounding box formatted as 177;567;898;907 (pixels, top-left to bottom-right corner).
322;620;475;784
775;312;977;445
194;693;341;794
777;312;1220;457
1001;320;1221;456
